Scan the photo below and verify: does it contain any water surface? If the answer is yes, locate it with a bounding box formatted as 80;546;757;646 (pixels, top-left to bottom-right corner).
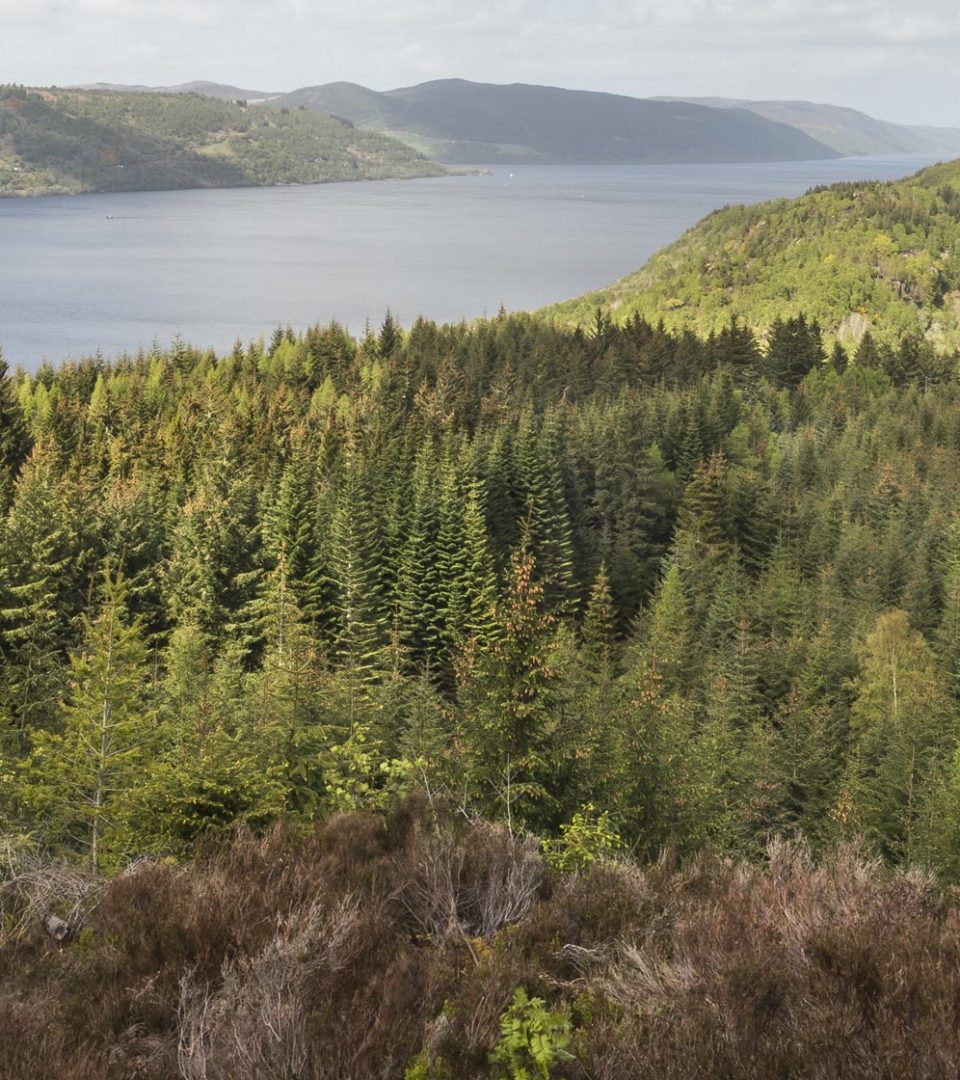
0;157;939;368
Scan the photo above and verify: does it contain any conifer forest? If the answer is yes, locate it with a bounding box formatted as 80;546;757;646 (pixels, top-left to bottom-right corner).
6;302;960;1075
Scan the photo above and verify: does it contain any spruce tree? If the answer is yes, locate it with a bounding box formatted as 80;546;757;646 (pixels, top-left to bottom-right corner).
395;443;444;668
845;610;955;863
574;563;621;809
329;458;388;674
19;568;154;871
0;351;31;512
0;442;74;737
466;538;561;829
253;554;325;813
458;479;500;648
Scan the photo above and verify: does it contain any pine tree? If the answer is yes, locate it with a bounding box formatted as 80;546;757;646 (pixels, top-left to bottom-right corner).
0;442;73;649
581;563;617;676
712;316;761;378
483;425;521;564
854;331;886;371
135;626;289;852
165;492;222;640
936;520;960;704
98;471;168;635
728;465;774;576
771;616;854;851
166;466;267;660
435;452;468;645
694;614;765;852
608;442;675;626
370;624;450;767
674;451;733;609
641;560;695;695
677;451;731;555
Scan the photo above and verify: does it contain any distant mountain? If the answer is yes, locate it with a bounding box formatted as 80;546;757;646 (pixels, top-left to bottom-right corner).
545;158;960;348
0;86;445;197
279;82;398;127
913;125;960;156
77;80;278;102
654;97;960;158
273;79;840;165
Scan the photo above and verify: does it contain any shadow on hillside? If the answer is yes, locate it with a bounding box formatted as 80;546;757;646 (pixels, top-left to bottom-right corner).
2;90;249;192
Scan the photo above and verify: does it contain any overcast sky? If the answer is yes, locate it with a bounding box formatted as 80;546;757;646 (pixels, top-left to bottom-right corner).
1;0;957;126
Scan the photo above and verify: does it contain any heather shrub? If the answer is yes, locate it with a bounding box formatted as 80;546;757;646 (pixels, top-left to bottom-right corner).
5;808;960;1078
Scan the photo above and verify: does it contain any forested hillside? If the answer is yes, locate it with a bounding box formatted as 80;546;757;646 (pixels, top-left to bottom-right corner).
275;79;839;164
548;158;960;349
78;80;278;101
0;86;444;196
654;96;960;156
5;306;960;1072
4;310;960;1075
2;309;960;867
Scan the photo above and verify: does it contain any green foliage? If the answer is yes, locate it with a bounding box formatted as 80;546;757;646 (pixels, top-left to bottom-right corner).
3;307;960;874
842;610;956;862
0;352;31;510
542;803;623;870
17;566;154;871
547;159;960;351
321;715;416;813
490;987;575;1080
465;541;562;828
0;86;444;197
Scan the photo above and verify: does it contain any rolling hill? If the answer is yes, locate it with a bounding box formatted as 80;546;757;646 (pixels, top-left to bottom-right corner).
545;158;960;349
274;79;840;164
77;80;279;102
0;86;445;196
80;78;956;165
655;96;960;158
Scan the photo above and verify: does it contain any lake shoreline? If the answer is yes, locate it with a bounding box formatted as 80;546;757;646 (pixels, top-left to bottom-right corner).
0;156;940;370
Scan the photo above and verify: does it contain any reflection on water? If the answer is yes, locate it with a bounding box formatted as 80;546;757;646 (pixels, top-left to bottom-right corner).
0;156;938;369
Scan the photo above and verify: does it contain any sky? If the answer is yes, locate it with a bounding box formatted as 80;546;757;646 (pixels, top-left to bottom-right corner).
1;0;957;127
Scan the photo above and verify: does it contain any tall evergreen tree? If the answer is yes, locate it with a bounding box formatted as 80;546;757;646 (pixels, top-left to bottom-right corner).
845;610;955;863
465;539;561;829
329;457;388;673
0;351;31;512
19;568;154;871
